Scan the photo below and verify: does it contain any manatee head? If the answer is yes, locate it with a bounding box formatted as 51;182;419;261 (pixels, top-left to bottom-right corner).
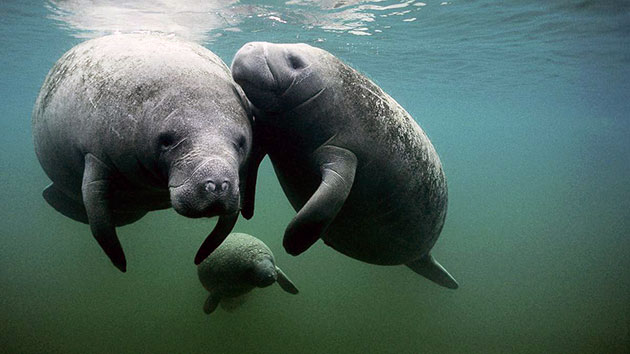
231;42;331;115
147;84;252;218
249;258;278;288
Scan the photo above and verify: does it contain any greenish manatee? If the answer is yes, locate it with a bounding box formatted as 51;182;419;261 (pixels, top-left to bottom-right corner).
32;34;254;272
197;233;299;314
231;42;458;289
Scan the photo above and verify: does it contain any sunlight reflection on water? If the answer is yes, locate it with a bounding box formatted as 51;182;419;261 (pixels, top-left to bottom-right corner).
46;0;442;42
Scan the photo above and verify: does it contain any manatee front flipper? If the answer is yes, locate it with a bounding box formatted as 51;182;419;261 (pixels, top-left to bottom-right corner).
203;292;221;314
241;126;267;220
406;253;459;289
82;154;127;272
43;184;89;224
276;267;299;294
194;212;239;264
283;145;357;256
44;184;146;227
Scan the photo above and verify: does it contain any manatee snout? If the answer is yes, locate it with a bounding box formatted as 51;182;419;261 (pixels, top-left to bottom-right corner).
232;42;276;91
252;259;277;288
232;42;322;113
169;158;240;218
232;42;284;112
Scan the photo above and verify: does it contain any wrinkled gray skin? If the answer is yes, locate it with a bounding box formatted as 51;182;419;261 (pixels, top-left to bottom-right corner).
231;42;458;289
32;34;253;272
197;233;298;314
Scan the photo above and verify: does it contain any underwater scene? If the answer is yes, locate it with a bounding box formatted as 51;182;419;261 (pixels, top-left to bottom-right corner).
1;0;629;353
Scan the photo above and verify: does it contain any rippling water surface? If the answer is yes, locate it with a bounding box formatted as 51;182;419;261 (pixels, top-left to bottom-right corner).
1;1;629;353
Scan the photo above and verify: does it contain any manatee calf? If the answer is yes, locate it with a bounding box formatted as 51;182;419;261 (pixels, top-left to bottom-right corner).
32;34;253;272
197;233;298;314
231;42;458;289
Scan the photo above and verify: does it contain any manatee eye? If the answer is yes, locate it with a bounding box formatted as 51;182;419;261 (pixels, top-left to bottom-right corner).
158;132;176;151
235;134;247;153
288;54;305;70
236;134;247;152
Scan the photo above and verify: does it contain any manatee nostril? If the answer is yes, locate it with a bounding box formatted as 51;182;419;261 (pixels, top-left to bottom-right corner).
288;54;304;70
158;132;176;151
206;180;230;193
205;181;217;192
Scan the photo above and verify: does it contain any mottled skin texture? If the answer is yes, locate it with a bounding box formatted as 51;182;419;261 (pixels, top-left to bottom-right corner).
197;233;298;314
32;34;253;271
231;42;458;289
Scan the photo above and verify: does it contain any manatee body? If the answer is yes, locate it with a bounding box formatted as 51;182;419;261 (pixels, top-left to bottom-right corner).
231;42;458;289
32;34;253;272
197;233;298;314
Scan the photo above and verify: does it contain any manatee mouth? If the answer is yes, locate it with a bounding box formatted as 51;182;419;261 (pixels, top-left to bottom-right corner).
285;87;326;113
237;69;323;115
171;195;240;219
263;47;281;92
236;57;280;94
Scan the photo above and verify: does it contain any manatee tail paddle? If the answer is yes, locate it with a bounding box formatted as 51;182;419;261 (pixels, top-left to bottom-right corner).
406;253;459;289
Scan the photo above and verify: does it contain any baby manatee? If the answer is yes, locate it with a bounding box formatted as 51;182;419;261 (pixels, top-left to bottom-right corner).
231;42;458;289
197;233;298;314
32;34;253;272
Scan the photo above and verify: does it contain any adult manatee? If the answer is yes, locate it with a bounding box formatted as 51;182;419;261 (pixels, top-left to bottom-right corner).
197;232;298;314
32;34;253;272
231;42;458;289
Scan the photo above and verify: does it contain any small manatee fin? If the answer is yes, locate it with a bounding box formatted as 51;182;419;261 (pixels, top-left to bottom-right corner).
240;125;267;220
406;254;459;289
194;212;239;265
43;183;89;224
203;293;220;315
276;267;299;294
82;154;127;273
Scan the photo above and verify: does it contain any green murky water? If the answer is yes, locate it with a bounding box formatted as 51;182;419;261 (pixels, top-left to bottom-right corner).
1;1;629;353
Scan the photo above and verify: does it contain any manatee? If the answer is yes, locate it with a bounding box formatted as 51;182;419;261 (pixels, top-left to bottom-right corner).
32;34;253;272
230;42;458;289
197;232;298;314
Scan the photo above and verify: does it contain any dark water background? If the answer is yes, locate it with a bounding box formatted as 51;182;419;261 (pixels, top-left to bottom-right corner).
1;1;629;353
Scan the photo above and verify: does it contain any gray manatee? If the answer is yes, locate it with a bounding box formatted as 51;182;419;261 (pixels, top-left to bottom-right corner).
197;232;298;314
32;34;253;272
231;42;458;289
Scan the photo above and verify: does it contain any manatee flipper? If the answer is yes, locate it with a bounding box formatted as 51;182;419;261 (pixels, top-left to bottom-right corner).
43;184;89;224
203;292;221;314
194;212;239;265
241;126;267;220
406;253;459;289
276;267;299;294
81;154;127;273
43;184;145;227
283;145;357;256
